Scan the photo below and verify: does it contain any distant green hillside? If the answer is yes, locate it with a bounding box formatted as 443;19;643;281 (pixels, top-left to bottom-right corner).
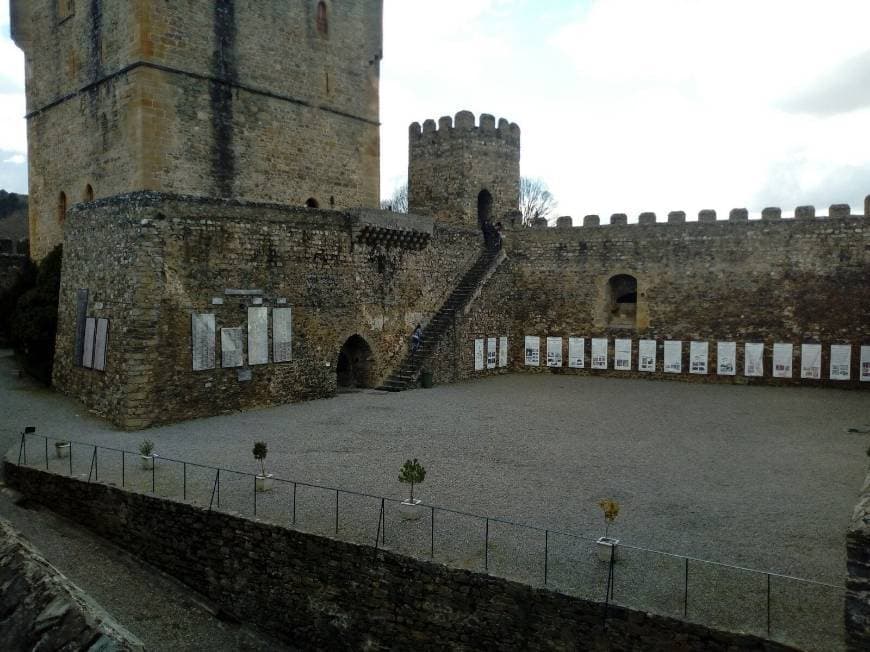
0;190;28;220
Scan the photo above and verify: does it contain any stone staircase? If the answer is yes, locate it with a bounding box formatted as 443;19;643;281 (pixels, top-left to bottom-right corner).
378;246;505;392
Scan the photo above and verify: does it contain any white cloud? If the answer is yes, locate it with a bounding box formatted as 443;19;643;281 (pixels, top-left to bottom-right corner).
3;152;24;164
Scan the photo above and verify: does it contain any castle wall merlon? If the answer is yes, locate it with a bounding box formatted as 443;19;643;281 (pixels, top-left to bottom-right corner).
408;112;520;144
8;0;31;51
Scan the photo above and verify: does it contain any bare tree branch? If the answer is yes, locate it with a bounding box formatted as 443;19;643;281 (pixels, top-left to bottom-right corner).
519;177;557;225
380;183;408;213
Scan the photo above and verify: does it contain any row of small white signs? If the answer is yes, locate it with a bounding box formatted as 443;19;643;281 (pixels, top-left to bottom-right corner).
473;337;510;370
191;307;293;371
521;337;870;381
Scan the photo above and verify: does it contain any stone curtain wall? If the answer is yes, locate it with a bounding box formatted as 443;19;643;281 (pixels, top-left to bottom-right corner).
409;111;521;228
0;518;143;651
4;462;794;652
496;216;870;387
846;463;870;651
12;1;383;258
53;193;480;428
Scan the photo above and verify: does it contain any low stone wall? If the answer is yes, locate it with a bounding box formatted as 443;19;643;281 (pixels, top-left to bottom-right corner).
4;460;793;651
0;517;143;651
846;463;870;651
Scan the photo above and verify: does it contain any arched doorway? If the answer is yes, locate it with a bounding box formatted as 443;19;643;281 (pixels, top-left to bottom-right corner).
336;335;374;389
477;189;493;227
607;274;638;327
305;197;320;208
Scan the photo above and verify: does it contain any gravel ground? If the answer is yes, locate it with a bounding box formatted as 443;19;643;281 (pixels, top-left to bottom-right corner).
3;349;869;651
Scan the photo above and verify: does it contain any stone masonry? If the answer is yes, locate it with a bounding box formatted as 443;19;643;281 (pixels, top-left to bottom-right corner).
847;461;870;651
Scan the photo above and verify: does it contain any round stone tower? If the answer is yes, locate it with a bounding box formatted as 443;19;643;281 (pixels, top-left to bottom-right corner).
408;110;520;228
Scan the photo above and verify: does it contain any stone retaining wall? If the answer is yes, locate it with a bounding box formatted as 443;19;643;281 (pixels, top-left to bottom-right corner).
0;517;143;651
4;460;794;651
846;462;870;651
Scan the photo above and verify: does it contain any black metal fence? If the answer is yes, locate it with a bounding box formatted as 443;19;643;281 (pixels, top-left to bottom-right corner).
15;428;844;651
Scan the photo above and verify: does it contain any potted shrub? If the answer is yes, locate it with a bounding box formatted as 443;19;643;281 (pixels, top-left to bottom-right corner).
139;439;155;470
398;458;426;520
54;440;70;458
253;441;273;492
596;498;620;562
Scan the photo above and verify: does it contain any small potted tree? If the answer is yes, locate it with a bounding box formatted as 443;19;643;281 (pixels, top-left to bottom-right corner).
596;498;620;562
54;440;71;458
139;439;155;470
253;441;273;492
398;458;426;520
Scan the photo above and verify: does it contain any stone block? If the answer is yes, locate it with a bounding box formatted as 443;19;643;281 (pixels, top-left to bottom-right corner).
583;215;600;227
667;211;686;224
638;212;657;225
698;209;717;223
555;216;573;229
795;205;816;219
530;217;548;229
729;208;749;221
610;213;627;225
829;204;851;218
761;207;782;221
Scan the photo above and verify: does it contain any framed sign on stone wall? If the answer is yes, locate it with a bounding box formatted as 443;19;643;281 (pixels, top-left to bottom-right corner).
638;339;656;372
82;317;96;369
664;341;682;373
74;289;89;367
861;345;870;382
248;307;269;366
93;319;109;371
191;314;216;371
273;307;292;363
744;343;764;377
614;339;631;370
717;342;736;375
487;337;497;369
772;343;793;378
591;338;608;369
689;341;708;374
830;345;851;380
547;337;563;367
474;338;485;371
524;336;540;366
801;344;822;379
221;328;244;368
568;337;585;368
499;336;508;367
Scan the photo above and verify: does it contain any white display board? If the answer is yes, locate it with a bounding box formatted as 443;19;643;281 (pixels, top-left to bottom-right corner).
717;341;736;376
861;345;870;382
547;337;563;367
614;339;632;371
744;343;764;377
568;337;585;368
689;341;708;374
524;336;540;366
638;339;656;372
247;307;269;366
272;307;292;363
801;343;822;379
82;317;96;369
830;345;851;380
591;338;608;369
664;341;682;373
498;336;508;368
487;337;497;369
772;343;793;378
93;318;109;371
474;338;485;371
221;327;244;368
191;313;216;371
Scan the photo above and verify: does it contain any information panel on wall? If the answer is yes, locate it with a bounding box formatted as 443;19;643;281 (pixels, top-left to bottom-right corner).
74;289;89;367
861;346;870;382
689;341;708;374
547;337;563;367
248;307;269;366
524;336;540;366
801;343;822;379
191;313;216;371
614;339;631;371
272;307;292;363
638;339;656;372
664;341;682;373
717;342;736;375
591;338;608;369
568;337;585;368
93;319;109;372
474;338;485;371
499;336;508;367
82;317;96;369
744;343;764;377
487;337;497;369
221;327;244;368
772;343;793;378
830;345;851;380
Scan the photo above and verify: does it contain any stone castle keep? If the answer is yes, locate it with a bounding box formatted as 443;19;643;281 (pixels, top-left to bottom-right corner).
9;1;870;428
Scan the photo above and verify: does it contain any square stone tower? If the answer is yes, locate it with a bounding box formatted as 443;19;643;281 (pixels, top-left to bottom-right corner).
10;0;383;259
408;110;520;228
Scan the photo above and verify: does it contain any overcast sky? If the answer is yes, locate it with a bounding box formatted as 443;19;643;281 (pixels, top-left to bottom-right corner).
3;0;870;219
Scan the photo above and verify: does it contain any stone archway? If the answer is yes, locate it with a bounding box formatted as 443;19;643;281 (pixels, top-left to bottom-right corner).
607;274;638;328
336;335;375;389
477;189;493;227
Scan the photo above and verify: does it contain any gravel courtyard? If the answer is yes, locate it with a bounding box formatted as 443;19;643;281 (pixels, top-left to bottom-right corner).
3;349;868;650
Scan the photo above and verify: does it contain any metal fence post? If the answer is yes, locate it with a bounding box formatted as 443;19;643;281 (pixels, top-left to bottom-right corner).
95;447;99;482
253;476;257;516
335;490;339;535
121;450;125;487
69;443;73;476
292;482;297;526
20;432;26;466
544;529;549;586
430;506;435;559
44;437;48;470
683;557;689;618
208;469;220;511
183;462;187;500
602;542;615;629
484;518;490;572
766;573;771;637
87;447;96;482
375;499;384;551
151;458;155;493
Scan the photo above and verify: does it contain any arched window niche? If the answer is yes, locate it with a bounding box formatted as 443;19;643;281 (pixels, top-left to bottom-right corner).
606;274;638;328
58;191;67;224
316;2;329;37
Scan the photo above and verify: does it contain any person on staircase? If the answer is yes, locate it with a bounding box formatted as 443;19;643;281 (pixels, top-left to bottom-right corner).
411;324;423;355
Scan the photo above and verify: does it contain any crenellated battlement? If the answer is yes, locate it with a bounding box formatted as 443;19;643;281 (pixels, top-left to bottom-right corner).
528;202;868;230
409;110;521;146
